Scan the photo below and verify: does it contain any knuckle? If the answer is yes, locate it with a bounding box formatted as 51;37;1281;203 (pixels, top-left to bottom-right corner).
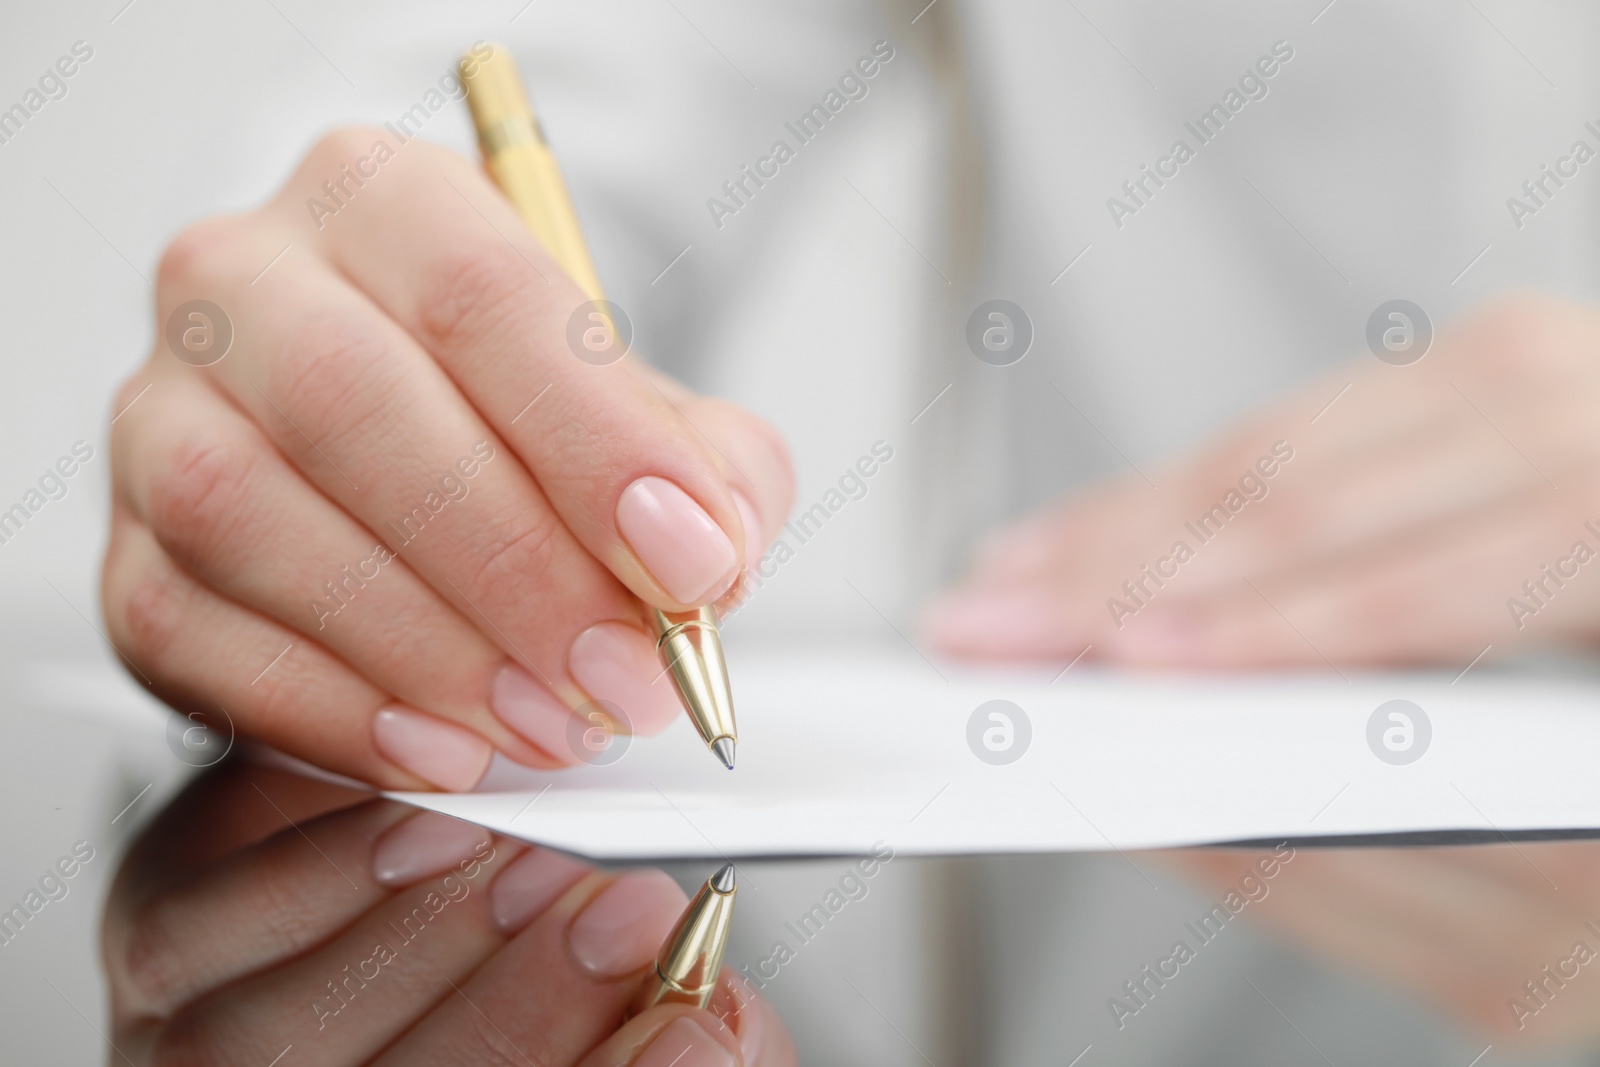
741;409;796;504
113;558;192;671
464;512;562;604
235;859;324;956
462;1005;555;1067
302;125;390;181
143;437;264;570
414;242;549;355
270;310;404;452
711;399;787;463
121;898;193;1014
242;633;333;733
696;397;797;513
156;214;253;293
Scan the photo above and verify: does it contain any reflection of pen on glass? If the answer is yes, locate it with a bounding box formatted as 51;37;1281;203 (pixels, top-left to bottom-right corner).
459;44;740;770
631;863;738;1015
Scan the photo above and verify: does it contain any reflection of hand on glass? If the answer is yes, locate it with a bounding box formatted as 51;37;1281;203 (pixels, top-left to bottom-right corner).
103;763;791;1066
924;295;1600;669
1162;844;1600;1048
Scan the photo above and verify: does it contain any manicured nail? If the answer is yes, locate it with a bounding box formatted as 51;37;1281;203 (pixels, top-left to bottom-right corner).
569;621;681;736
731;490;765;572
491;664;578;762
919;588;1066;657
490;847;590;933
567;869;686;978
634;1016;736;1067
617;476;738;604
372;811;492;888
372;706;492;792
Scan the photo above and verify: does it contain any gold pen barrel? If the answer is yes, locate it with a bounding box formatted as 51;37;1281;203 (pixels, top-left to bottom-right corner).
460;43;740;771
654;607;738;767
631;864;737;1015
458;43;606;302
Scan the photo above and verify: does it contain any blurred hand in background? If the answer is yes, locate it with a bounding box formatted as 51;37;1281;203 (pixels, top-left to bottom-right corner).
924;294;1600;670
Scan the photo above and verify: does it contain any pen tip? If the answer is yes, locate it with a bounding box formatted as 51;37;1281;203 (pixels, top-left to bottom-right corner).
711;737;736;770
711;863;736;893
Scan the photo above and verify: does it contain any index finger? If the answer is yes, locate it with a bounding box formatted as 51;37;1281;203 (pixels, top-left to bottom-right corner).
275;128;751;612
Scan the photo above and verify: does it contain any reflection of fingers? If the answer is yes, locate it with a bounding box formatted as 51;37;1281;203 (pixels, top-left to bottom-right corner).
1426;841;1592;904
139;838;521;1066
376;868;687;1066
110;764;371;904
111;798;413;1019
1164;849;1571;1036
103;512;489;790
1161;848;1532;975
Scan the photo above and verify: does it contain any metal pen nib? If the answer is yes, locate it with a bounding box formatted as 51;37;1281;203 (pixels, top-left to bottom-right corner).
653;607;739;769
630;863;738;1016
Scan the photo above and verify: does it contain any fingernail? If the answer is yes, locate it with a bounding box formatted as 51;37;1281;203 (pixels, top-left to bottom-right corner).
731;490;765;572
569;621;681;736
634;1016;736;1067
567;869;686;978
918;588;1065;657
372;706;492;792
617;476;738;605
491;664;578;762
372;811;492;888
490;847;590;933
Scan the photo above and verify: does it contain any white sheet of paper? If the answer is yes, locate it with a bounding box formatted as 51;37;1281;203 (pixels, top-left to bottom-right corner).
399;651;1600;862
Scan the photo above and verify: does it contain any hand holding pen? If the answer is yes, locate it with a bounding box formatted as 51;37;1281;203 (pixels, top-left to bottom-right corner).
102;87;793;791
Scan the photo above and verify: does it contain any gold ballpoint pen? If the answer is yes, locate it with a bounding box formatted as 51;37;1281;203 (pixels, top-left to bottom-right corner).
630;863;738;1015
460;44;740;769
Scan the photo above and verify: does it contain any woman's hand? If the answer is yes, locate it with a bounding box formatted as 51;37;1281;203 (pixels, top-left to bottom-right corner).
923;294;1600;670
101;127;793;790
104;763;792;1066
